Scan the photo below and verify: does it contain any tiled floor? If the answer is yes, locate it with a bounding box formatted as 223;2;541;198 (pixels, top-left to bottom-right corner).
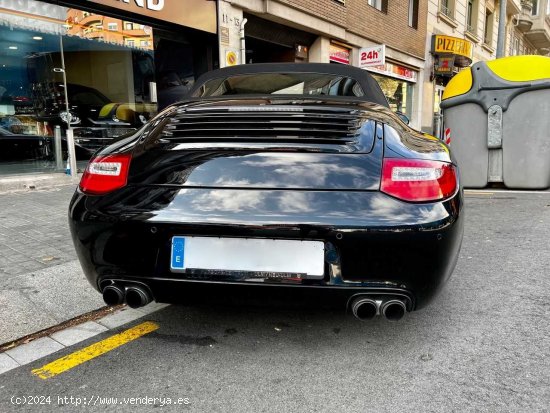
0;185;77;280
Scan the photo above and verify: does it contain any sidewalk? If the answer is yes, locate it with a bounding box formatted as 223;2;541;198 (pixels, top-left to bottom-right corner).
0;184;104;344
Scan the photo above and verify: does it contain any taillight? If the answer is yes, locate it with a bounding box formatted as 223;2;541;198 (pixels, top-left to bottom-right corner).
381;158;458;202
79;153;131;195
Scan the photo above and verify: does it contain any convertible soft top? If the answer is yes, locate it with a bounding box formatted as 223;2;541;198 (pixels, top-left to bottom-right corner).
190;63;390;108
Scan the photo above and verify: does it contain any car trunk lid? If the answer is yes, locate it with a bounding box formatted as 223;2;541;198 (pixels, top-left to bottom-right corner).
131;99;385;191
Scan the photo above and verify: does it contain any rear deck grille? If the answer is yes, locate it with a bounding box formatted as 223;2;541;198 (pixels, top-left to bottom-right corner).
162;106;365;142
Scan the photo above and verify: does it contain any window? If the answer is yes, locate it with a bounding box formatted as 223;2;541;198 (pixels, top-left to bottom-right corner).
140;40;148;47
532;0;539;15
409;0;419;29
547;0;550;14
127;39;135;47
192;73;366;98
509;29;521;55
125;22;133;30
484;9;493;45
440;0;454;18
107;22;117;31
466;0;478;33
368;0;388;13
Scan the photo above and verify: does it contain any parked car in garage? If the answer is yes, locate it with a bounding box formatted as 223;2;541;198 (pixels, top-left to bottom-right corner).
69;63;463;321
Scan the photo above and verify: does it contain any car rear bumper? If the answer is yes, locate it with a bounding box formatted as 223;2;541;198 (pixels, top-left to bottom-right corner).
69;186;463;310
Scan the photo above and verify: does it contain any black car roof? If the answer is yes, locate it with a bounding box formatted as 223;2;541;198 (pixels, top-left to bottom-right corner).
191;63;389;108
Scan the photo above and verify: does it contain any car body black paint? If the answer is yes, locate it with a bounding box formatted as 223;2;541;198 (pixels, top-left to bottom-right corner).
69;64;463;312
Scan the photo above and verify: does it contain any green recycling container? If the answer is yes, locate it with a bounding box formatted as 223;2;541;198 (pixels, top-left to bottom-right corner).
440;55;550;189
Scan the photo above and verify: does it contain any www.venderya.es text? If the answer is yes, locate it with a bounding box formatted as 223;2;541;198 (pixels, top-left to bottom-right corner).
11;395;191;407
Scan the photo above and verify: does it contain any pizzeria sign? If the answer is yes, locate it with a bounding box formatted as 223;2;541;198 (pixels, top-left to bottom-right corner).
431;35;473;60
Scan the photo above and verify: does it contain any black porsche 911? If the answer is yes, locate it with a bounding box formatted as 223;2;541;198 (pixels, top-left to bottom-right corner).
69;63;463;321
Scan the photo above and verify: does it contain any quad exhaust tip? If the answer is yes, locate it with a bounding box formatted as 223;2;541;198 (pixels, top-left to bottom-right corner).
102;284;152;308
351;297;379;321
350;296;408;321
380;300;407;321
102;285;125;306
125;286;152;309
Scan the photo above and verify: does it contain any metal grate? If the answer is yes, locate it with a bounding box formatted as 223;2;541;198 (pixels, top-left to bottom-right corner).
162;106;365;143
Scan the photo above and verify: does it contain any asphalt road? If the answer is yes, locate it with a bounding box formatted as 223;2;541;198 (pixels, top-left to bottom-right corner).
1;191;549;412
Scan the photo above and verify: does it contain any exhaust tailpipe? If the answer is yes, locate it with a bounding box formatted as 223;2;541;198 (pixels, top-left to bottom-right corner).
125;286;152;309
381;299;407;321
351;297;379;321
102;285;124;306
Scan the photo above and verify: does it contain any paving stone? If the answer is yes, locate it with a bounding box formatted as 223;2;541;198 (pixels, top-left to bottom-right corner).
96;308;146;329
135;302;171;315
0;186;76;279
0;353;20;374
50;321;108;347
6;337;64;365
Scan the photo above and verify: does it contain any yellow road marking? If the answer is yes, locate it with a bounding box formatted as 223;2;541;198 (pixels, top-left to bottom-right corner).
32;321;159;379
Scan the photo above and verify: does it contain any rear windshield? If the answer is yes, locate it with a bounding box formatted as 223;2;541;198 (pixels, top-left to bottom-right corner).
192;73;365;98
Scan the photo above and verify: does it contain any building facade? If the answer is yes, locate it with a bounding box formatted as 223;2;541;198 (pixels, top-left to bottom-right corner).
423;0;550;137
218;0;430;129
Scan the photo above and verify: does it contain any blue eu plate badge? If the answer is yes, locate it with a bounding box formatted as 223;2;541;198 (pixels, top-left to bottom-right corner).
171;237;185;270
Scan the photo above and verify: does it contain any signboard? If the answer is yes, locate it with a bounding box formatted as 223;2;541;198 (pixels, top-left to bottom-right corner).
431;35;473;66
330;43;350;65
0;0;67;34
359;44;385;68
226;50;238;66
366;62;418;83
85;0;216;33
434;55;456;76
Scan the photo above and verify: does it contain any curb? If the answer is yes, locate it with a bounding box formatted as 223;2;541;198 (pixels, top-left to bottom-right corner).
0;303;169;375
0;173;80;194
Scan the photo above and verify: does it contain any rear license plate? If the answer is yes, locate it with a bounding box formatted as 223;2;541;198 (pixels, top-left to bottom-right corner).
170;237;324;278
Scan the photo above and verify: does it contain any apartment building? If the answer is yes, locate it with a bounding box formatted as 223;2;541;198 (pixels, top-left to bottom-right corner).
218;0;430;129
423;0;550;137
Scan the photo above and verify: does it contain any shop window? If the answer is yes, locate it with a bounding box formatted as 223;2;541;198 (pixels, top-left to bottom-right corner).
367;0;388;13
466;0;479;34
408;0;419;29
371;74;413;120
0;1;157;175
484;9;493;46
440;0;454;18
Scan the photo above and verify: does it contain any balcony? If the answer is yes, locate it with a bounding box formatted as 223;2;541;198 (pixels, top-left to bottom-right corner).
507;0;522;16
525;14;550;50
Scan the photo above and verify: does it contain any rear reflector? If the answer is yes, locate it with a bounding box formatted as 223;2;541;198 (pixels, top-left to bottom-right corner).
79;153;131;195
381;158;457;202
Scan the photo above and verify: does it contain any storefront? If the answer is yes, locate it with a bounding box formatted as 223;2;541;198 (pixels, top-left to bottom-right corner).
0;0;216;175
329;42;351;65
328;41;419;123
366;62;418;121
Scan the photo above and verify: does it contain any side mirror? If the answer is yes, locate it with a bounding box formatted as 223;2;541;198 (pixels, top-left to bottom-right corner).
395;111;410;125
